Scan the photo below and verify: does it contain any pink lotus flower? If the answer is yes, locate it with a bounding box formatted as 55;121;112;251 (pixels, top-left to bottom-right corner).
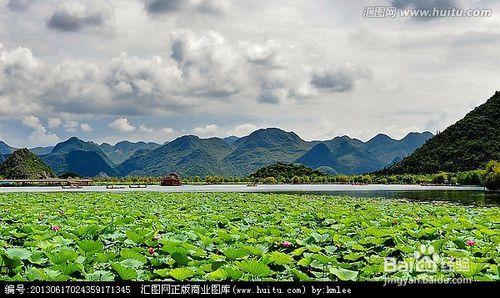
51;225;60;231
466;240;476;247
281;241;292;248
148;247;155;255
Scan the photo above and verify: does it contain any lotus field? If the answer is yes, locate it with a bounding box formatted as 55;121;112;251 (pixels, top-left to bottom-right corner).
0;193;498;281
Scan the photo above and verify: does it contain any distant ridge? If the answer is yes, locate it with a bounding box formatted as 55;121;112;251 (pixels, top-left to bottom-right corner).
0;141;15;155
99;141;160;164
365;131;434;165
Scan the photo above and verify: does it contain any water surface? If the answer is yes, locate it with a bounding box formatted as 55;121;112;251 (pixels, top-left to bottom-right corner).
0;184;498;206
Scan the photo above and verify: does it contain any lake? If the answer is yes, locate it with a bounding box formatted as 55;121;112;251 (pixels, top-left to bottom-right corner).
0;184;498;206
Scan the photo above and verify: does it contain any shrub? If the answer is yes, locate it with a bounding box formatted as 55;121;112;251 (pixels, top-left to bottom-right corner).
291;176;301;184
432;172;448;184
456;170;483;186
263;177;277;184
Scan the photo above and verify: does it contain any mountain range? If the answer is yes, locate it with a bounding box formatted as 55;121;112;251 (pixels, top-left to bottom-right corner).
0;129;433;177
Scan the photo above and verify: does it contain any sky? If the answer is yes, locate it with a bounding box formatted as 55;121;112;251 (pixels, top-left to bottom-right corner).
0;0;499;147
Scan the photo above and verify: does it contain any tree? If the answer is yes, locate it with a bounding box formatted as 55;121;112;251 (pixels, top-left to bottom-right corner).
483;161;500;190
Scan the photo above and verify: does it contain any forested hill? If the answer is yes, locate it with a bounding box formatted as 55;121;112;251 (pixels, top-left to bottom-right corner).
382;91;500;174
0;149;55;179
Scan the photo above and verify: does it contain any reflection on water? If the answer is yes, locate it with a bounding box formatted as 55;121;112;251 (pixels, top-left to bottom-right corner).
288;190;500;206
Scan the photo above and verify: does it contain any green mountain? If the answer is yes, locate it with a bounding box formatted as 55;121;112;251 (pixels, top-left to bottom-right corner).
117;135;234;177
296;132;433;174
296;138;385;174
384;91;500;174
41;150;118;177
40;137;117;177
364;132;433;165
29;146;54;155
0;149;55;179
223;136;239;147
222;128;312;176
0;141;15;155
52;137;111;162
295;143;338;170
320;135;366;149
100;141;160;164
329;139;385;174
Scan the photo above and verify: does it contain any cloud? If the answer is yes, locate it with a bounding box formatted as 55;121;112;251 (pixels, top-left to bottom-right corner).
389;0;466;21
7;0;33;12
144;0;228;15
47;1;113;32
160;127;175;136
138;124;154;133
227;123;257;137
193;123;219;137
144;0;184;15
169;29;244;97
0;31;368;120
63;120;79;132
241;40;284;67
0;46;43;116
104;125;177;144
195;0;229;14
109;118;136;132
390;0;462;10
0;45;183;117
311;64;372;92
48;118;62;129
21;115;60;146
80;123;93;132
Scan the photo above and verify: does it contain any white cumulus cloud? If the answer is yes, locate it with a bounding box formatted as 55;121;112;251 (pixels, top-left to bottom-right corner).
21;115;60;146
108;118;136;132
80;123;93;132
193;123;219;137
227;123;258;137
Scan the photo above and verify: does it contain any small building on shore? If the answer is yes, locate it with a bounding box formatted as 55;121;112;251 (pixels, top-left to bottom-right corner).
161;173;182;186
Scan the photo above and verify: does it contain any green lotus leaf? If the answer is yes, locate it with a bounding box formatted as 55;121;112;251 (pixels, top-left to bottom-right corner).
77;240;104;254
169;267;195;281
111;263;138;281
270;251;293;265
237;260;271;277
330;267;359;281
5;248;32;260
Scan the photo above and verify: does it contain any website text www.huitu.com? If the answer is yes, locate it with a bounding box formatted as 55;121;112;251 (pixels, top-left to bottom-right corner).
363;6;492;18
